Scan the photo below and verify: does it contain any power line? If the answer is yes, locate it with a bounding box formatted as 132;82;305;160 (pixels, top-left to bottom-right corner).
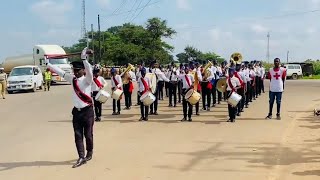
130;0;153;23
175;9;320;30
124;0;140;21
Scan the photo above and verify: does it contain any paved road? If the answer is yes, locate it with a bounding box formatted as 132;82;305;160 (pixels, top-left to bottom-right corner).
0;80;320;180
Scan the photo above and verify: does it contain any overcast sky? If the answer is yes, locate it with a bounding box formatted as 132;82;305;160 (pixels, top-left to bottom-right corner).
0;0;319;63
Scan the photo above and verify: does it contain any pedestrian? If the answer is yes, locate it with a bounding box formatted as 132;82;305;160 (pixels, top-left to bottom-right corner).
0;68;7;99
44;68;52;91
266;58;286;120
47;48;95;168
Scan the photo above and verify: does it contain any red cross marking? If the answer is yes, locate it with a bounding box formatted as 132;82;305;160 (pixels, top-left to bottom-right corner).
273;73;281;80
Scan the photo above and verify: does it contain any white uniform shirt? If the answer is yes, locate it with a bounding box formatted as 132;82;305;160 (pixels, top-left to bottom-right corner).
269;67;286;92
239;70;247;83
111;75;123;89
244;68;250;81
255;67;261;77
249;69;256;81
260;67;265;79
137;76;151;93
152;68;170;82
194;68;203;82
226;76;241;91
167;68;179;82
179;73;194;89
47;60;93;109
92;76;107;92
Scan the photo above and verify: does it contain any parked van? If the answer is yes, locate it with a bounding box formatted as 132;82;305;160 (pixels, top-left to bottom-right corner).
6;65;43;94
284;64;303;80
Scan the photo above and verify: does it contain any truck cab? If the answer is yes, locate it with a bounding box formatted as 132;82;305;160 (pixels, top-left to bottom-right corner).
33;45;72;83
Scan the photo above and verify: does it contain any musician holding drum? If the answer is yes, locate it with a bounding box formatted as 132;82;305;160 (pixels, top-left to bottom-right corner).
167;63;179;107
138;68;152;121
226;68;242;123
111;68;123;115
180;66;195;122
92;67;107;122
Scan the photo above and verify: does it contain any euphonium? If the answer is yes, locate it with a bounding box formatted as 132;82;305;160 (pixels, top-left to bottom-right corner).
122;63;134;84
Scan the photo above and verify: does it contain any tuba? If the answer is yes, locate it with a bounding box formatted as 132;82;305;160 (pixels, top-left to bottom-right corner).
230;52;243;65
202;61;213;81
121;63;134;84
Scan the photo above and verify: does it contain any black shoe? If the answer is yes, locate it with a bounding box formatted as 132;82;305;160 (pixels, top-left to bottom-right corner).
276;114;281;120
139;117;144;121
112;112;117;115
196;113;200;116
174;104;177;107
154;112;158;115
144;118;148;121
227;119;231;122
212;104;216;107
188;118;192;122
150;111;154;115
237;113;241;116
245;105;249;108
181;118;186;122
207;108;210;111
117;111;120;115
72;158;87;168
265;114;272;119
85;151;93;161
218;101;221;104
168;104;172;107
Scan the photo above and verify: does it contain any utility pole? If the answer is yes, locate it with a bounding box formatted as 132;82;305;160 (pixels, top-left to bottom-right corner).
267;32;270;63
287;51;289;63
98;14;101;64
91;24;95;63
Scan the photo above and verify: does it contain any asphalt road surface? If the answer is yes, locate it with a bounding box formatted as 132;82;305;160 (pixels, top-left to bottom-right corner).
0;80;320;180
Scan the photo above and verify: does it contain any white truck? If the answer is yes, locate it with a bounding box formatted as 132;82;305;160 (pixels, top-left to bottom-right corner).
2;45;72;83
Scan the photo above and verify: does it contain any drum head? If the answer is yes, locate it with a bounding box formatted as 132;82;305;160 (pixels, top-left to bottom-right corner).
140;92;148;100
185;89;193;99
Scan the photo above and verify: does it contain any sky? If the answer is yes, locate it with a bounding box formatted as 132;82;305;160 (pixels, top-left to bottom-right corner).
0;0;320;64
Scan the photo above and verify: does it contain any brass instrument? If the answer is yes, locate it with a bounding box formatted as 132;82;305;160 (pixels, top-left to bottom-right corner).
230;52;243;65
121;63;134;84
191;70;199;91
202;61;213;81
217;77;227;93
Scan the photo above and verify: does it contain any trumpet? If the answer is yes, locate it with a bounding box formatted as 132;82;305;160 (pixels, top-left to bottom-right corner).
121;63;134;84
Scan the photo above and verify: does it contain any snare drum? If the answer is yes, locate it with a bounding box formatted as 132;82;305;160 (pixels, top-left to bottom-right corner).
140;91;156;106
185;89;201;105
95;89;111;103
227;91;242;107
111;89;123;100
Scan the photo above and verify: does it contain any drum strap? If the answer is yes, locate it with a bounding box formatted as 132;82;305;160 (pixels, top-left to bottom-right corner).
234;72;244;87
72;77;93;105
93;77;103;88
141;77;149;94
228;77;236;92
185;75;191;88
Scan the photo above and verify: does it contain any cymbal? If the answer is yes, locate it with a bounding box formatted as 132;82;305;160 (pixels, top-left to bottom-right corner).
217;78;227;93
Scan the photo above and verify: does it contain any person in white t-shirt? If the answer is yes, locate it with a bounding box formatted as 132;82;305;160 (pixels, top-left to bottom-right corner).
266;58;286;120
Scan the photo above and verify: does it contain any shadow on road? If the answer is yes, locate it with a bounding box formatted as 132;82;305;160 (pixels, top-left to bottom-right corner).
0;159;75;171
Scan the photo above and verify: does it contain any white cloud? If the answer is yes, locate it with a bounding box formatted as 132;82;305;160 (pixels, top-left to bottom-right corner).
176;0;191;10
96;0;110;8
251;24;269;34
30;0;74;26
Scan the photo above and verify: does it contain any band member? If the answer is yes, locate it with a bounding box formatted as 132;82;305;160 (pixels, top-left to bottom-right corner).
221;61;228;101
92;67;107;121
138;67;151;121
47;48;94;168
234;64;246;116
150;61;170;115
177;63;184;103
226;68;241;123
249;63;256;101
201;61;214;111
0;68;7;99
260;63;265;93
180;67;194;121
135;64;142;106
266;58;286;120
158;66;165;100
168;63;179;107
243;62;251;108
121;64;136;110
210;60;220;107
165;65;170;97
111;68;122;115
190;62;202;115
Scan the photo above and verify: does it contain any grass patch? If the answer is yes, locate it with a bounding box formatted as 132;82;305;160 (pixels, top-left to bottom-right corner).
303;75;320;79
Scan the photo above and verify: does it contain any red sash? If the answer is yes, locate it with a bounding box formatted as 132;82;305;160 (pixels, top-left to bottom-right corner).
228;77;236;92
113;76;122;90
234;72;244;87
207;82;212;90
197;83;201;92
129;81;134;93
141;77;149;95
72;77;92;105
93;77;103;89
185;75;191;88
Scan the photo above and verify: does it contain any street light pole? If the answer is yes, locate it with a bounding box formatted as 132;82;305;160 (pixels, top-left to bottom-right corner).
287;51;289;63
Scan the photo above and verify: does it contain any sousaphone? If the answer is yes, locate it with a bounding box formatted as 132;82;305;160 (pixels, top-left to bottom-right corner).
217;77;227;93
230;52;243;65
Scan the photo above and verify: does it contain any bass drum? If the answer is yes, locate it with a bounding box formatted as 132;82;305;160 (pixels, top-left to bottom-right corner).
145;73;157;94
185;88;201;105
95;89;111;103
140;91;156;106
